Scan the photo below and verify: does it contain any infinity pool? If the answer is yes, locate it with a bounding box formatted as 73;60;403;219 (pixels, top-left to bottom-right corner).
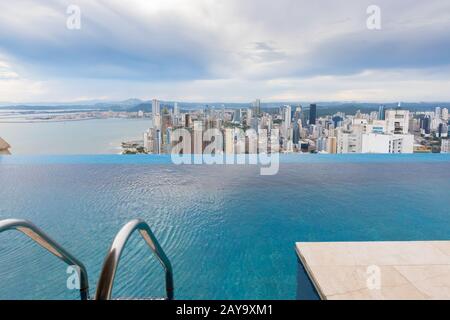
0;155;449;299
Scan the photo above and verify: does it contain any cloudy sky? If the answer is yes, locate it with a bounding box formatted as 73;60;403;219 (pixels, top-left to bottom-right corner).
0;0;450;103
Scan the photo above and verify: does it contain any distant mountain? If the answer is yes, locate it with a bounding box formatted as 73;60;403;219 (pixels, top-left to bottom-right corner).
312;102;450;116
0;104;101;111
1;100;448;115
128;102;152;112
0;99;144;111
94;98;144;110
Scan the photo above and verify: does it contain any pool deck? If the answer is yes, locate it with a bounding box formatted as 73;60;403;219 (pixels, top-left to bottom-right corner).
296;241;450;300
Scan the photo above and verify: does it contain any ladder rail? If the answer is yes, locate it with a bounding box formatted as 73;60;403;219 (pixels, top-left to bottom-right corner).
95;219;173;300
0;219;90;300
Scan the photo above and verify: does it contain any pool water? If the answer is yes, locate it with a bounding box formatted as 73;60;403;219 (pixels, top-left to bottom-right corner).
0;155;449;299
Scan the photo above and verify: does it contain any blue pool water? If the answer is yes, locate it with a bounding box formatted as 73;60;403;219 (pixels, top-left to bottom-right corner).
0;155;450;300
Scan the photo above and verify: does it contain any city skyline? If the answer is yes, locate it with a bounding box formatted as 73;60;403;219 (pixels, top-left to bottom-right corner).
135;98;449;156
1;0;450;103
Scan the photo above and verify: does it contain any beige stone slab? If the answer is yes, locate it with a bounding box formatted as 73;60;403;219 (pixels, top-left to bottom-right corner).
394;265;450;299
296;241;450;300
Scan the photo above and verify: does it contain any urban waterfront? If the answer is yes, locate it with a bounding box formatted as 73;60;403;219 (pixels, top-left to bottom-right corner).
1;101;449;157
0;156;449;299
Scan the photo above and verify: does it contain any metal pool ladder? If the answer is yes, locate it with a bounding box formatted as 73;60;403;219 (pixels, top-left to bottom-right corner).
95;219;174;300
0;219;90;300
0;218;173;300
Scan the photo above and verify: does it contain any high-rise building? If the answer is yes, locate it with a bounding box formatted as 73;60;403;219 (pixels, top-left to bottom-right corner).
174;102;179;117
294;106;302;121
224;128;235;155
442;108;449;121
438;123;448;138
316;137;328;152
337;131;361;153
283;105;292;137
385;109;409;134
143;128;162;154
143;129;158;154
253;99;261;116
246;108;253;127
378;105;385;120
152;99;161;115
193;121;203;155
184;114;191;128
435;107;441;119
157;129;163;154
309;104;317;125
389;134;414;153
153;113;162;130
161;113;172;145
361;133;413;154
326;137;337;154
420;115;431;136
233;109;241;123
332;115;343;128
292;122;300;145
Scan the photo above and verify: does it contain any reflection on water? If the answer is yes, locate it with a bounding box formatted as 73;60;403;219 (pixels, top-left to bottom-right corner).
0;161;450;299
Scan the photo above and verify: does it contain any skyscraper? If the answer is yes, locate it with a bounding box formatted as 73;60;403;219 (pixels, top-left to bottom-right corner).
420;115;431;136
386;109;409;134
292;121;300;145
435;107;441;119
332;115;343;128
442;108;448;121
174;102;179;117
309;104;317;125
438;123;444;138
233;109;241;123
327;137;337;154
247;108;253;126
378;105;385;120
152;99;161;115
253;99;261;116
283;105;292;130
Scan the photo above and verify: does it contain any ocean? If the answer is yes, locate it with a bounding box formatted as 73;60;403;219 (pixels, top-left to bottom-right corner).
0;118;152;154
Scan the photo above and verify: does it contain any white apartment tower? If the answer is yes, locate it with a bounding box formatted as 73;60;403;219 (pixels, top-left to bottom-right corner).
284;105;292;137
442;108;449;121
385;109;410;134
435;107;441;119
152;99;161;116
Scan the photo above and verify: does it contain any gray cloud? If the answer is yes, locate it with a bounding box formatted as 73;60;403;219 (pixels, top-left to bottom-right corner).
0;0;450;102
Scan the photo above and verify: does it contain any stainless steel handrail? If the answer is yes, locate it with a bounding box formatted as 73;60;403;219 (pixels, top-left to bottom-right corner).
0;219;90;300
95;219;174;300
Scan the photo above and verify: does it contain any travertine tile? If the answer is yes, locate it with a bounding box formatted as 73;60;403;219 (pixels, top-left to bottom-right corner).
395;265;450;299
430;241;450;258
296;241;450;300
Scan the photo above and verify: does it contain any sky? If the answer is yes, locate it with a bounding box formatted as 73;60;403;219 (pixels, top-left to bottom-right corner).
0;0;450;103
